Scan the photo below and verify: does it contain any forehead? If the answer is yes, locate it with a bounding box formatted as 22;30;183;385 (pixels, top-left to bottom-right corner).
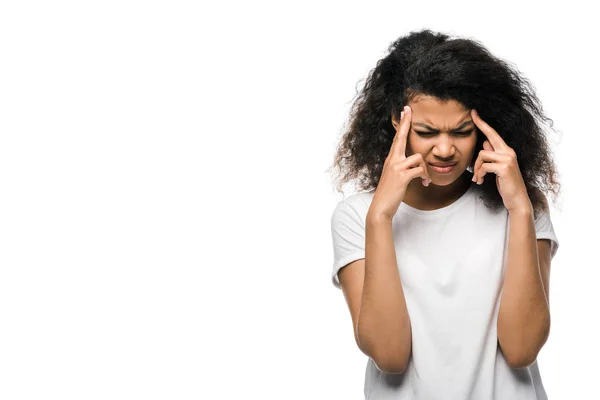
408;96;471;127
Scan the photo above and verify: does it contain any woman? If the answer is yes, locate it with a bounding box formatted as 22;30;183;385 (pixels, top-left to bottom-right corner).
329;29;561;399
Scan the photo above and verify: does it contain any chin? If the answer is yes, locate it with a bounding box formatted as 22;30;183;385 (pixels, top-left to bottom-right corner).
429;179;450;187
429;171;467;186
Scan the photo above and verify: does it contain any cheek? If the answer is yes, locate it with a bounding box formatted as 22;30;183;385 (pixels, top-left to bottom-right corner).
466;139;478;162
466;134;478;152
469;140;478;153
406;133;423;153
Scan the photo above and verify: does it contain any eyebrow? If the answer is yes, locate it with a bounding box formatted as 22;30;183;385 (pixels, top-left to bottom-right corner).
412;120;474;132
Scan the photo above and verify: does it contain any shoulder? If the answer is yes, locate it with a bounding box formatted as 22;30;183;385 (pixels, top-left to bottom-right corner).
332;190;375;224
530;186;550;219
336;190;375;212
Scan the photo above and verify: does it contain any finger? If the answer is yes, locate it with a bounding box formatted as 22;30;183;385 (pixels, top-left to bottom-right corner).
419;156;432;185
393;105;411;159
476;161;512;185
474;162;504;185
389;111;403;159
403;153;431;185
471;109;509;152
473;150;511;180
407;165;427;184
473;161;490;185
476;168;487;185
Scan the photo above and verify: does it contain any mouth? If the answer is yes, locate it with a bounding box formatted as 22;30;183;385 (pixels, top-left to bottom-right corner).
429;163;457;174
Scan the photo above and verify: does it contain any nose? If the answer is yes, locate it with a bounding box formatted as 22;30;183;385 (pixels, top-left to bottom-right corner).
432;134;456;160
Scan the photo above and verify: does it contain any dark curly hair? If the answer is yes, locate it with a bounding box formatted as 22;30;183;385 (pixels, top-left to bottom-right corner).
328;29;561;218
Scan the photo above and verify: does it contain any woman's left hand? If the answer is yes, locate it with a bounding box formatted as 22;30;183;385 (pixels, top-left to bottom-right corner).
471;109;532;213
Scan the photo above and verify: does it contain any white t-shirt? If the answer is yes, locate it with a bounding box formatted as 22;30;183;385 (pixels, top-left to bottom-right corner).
330;182;559;400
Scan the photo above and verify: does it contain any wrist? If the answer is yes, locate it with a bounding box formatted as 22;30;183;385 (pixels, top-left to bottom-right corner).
508;204;533;217
366;211;394;225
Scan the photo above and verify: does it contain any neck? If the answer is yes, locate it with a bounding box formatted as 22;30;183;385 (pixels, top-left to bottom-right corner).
403;171;473;210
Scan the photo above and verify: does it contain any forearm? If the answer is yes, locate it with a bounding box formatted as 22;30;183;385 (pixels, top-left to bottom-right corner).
358;212;412;373
497;206;550;368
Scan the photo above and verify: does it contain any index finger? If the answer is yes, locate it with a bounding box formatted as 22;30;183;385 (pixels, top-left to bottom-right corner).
391;105;411;159
471;109;508;152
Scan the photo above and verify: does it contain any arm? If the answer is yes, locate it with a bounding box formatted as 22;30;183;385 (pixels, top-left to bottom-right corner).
343;212;412;374
497;203;552;369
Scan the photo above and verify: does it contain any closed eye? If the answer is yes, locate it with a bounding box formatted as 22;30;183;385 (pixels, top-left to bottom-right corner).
415;130;474;137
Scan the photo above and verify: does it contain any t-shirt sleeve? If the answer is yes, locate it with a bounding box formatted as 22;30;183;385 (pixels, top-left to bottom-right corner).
330;201;366;290
534;209;559;260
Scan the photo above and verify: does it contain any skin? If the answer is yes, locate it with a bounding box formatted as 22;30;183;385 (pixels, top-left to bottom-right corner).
466;107;551;367
339;94;553;371
391;95;478;210
390;96;553;366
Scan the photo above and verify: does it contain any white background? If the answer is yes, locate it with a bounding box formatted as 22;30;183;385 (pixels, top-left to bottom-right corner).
0;1;597;399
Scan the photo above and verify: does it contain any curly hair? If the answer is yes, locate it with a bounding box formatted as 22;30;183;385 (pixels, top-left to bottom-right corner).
328;29;561;218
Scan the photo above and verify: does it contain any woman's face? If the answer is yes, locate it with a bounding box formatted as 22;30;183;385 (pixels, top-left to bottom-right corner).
392;95;478;187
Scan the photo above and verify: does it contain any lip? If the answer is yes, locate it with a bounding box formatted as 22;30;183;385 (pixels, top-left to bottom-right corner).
429;163;457;174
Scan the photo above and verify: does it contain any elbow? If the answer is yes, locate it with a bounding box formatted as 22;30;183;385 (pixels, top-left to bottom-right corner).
499;317;550;369
501;342;544;369
357;319;413;374
505;352;538;369
373;357;409;374
358;342;410;374
501;339;547;369
372;347;411;374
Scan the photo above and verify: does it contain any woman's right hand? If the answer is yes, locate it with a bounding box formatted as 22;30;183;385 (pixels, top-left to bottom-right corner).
369;105;432;220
